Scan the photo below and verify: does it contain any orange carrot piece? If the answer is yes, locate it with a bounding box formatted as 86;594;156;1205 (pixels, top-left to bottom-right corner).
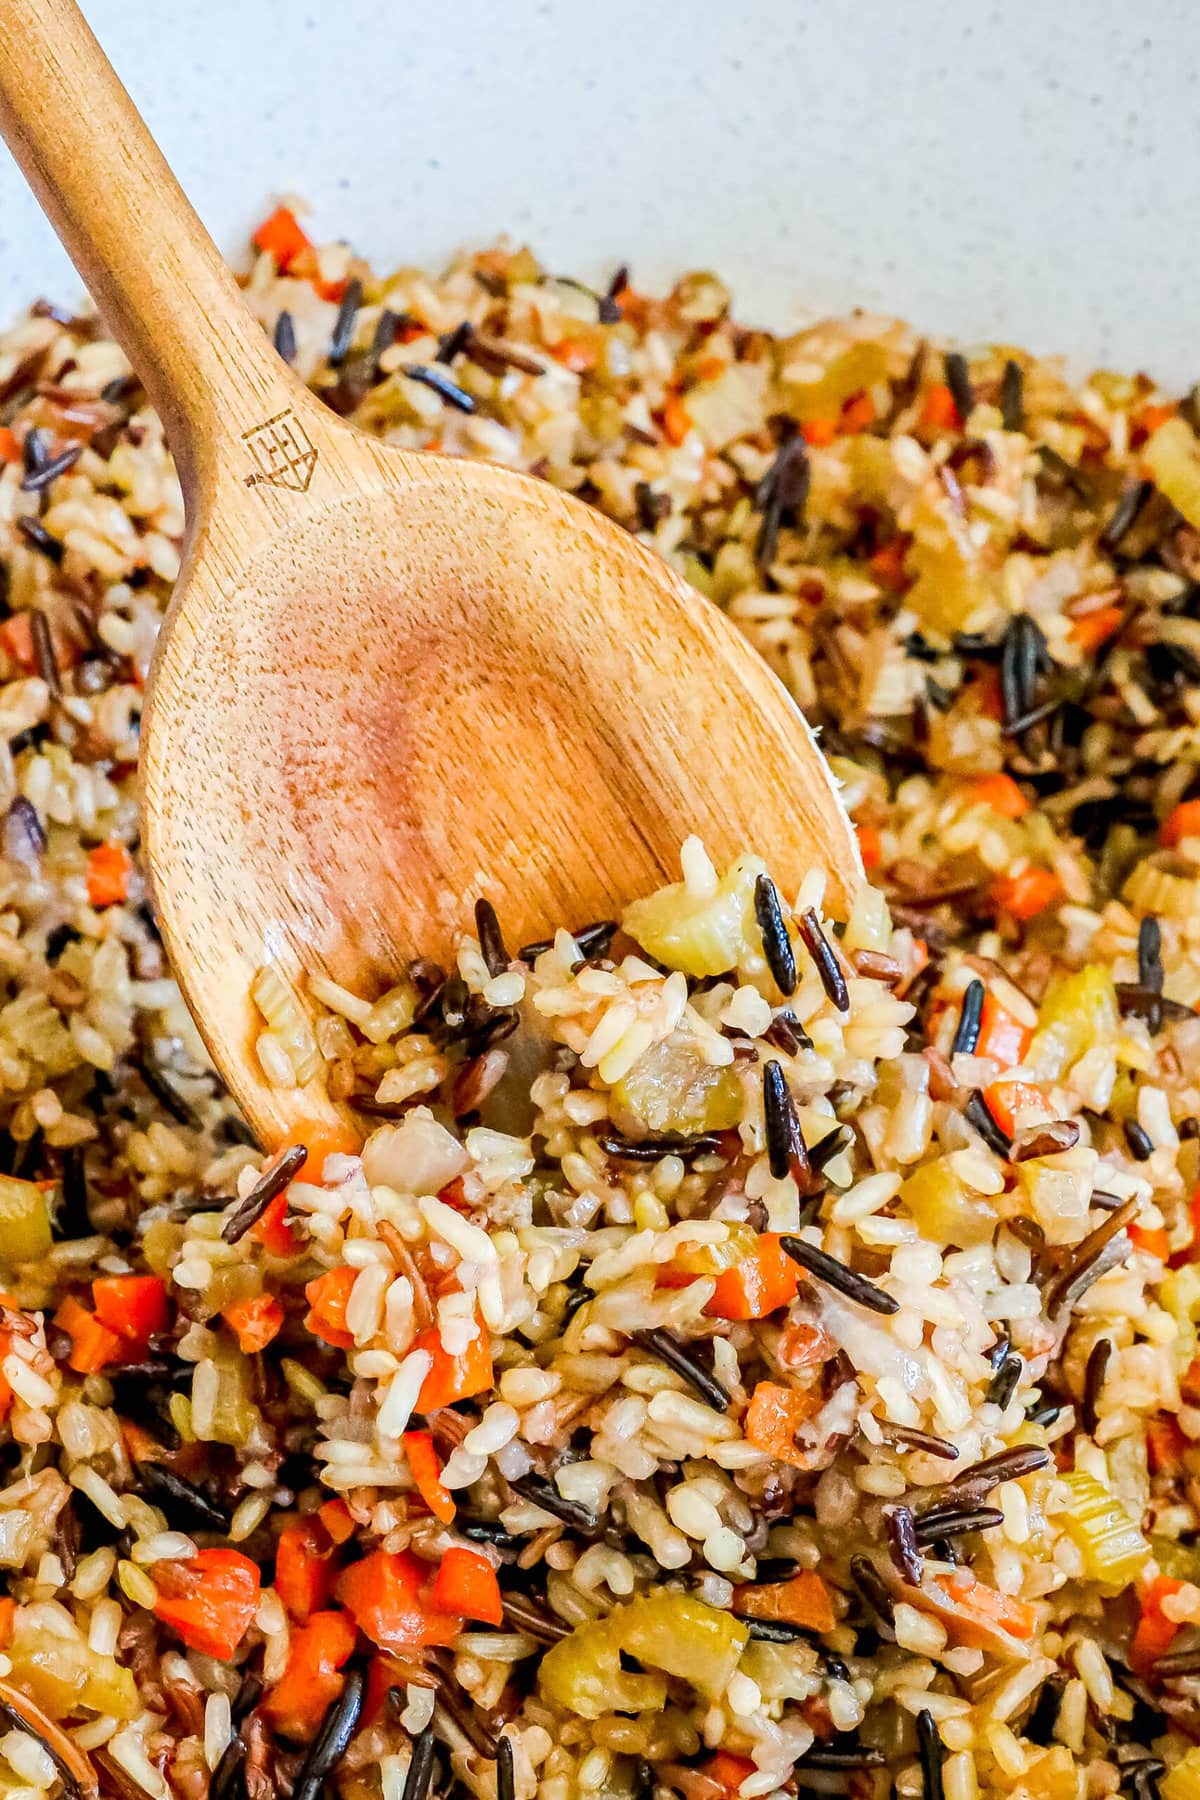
336;1549;459;1651
990;866;1062;921
1147;1416;1187;1474
318;1498;356;1545
430;1547;503;1625
703;1753;756;1798
801;416;837;447
659;390;691;446
412;1312;493;1412
551;337;597;374
152;1548;261;1659
55;1295;124;1374
1069;604;1125;654
92;1274;167;1349
0;615;35;671
0;1597;15;1650
744;1381;822;1469
777;1321;836;1371
263;1608;356;1739
982;1079;1047;1138
928;1568;1038;1646
222;1291;285;1354
0;429;19;464
732;1569;835;1632
252;206;311;272
403;1430;456;1524
1128;1223;1170;1261
304;1268;358;1349
977;992;1032;1068
275;1520;337;1622
705;1234;799;1321
856;823;883;869
839;390;875;433
1130;1575;1184;1675
967;773;1029;820
1135;402;1176;440
867;535;911;592
86;841;133;909
921;384;961;430
1162;799;1200;848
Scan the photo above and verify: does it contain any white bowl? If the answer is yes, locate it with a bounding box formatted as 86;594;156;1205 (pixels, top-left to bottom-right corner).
1;0;1198;379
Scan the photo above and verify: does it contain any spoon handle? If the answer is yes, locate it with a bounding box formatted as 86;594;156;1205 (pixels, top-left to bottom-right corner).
0;0;308;496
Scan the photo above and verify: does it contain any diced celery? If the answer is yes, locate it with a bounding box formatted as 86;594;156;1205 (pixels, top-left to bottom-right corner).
539;1617;667;1720
1151;1536;1200;1582
1058;1470;1151;1590
623;855;763;977
1029;966;1119;1080
1017;1162;1090;1248
9;1612;138;1719
901;1160;997;1249
671;1222;759;1277
0;1176;51;1264
1146;419;1200;533
613;1041;743;1136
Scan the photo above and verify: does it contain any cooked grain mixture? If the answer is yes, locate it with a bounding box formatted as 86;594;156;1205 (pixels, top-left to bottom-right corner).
0;203;1199;1800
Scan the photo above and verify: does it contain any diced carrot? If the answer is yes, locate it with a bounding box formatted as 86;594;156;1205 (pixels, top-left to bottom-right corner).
313;277;348;304
839;390;875;433
437;1176;471;1214
801;416;837;447
967;773;1029;820
705;1234;799;1321
732;1569;836;1632
319;1498;356;1545
1129;1223;1170;1261
120;1419;167;1464
659;390;691;446
972;665;1005;721
304;1267;358;1349
290;1122;363;1183
0;1596;15;1651
744;1381;822;1469
989;866;1062;921
1130;1575;1184;1675
927;1568;1038;1647
336;1549;459;1651
86;841;133;909
275;1519;337;1622
0;615;34;671
1069;604;1125;655
694;355;727;383
403;1430;455;1524
1182;1357;1200;1408
977;992;1032;1068
1147;1415;1187;1474
152;1548;261;1659
983;1079;1047;1138
55;1294;125;1374
431;1547;503;1625
856;823;883;869
703;1753;756;1798
867;535;911;592
551;337;596;374
251;1192;296;1258
92;1274;167;1351
778;1321;836;1371
1135;402;1176;441
0;429;19;464
412;1311;493;1412
252;206;311;273
921;384;961;431
222;1291;285;1355
1162;799;1200;848
264;1608;356;1740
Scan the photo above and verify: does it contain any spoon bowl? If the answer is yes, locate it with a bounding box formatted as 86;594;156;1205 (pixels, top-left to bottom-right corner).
0;0;860;1147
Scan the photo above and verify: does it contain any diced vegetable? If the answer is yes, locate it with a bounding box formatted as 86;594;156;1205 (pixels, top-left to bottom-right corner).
1058;1470;1152;1589
623;853;762;977
900;1159;998;1249
1147;1418;1187;1475
412;1312;493;1411
431;1547;502;1625
744;1381;822;1467
318;1498;356;1545
777;1321;836;1370
1069;605;1124;654
1162;800;1200;849
251;1191;296;1258
906;509;990;632
336;1549;459;1651
222;1291;285;1354
304;1268;357;1349
54;1295;124;1374
539;1592;746;1720
984;1080;1047;1138
0;430;18;464
203;1340;262;1446
977;992;1032;1067
275;1520;336;1622
152;1548;261;1659
8;1609;139;1719
1163;1747;1200;1800
968;774;1028;819
92;1274;167;1352
990;867;1062;921
539;1615;668;1720
702;1753;756;1798
921;384;961;430
614;1040;743;1136
704;1234;800;1320
803;416;837;448
1129;1223;1170;1261
731;1570;835;1632
85;841;132;909
659;390;691;446
0;1176;52;1265
923;1568;1039;1651
856;822;883;868
403;1430;455;1524
1145;417;1200;532
1030;966;1119;1080
1130;1575;1184;1675
785;342;889;423
252;206;311;272
264;1609;356;1739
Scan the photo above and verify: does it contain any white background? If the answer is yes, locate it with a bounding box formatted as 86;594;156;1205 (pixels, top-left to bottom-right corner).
1;0;1198;379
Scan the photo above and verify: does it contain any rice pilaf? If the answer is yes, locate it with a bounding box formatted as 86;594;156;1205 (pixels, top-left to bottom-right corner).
0;206;1198;1800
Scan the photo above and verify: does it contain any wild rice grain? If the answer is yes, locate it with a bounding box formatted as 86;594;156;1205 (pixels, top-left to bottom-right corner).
797;908;850;1013
754;874;797;996
221;1144;307;1242
1082;1337;1112;1436
781;1234;899;1315
951;980;985;1056
917;1708;946;1800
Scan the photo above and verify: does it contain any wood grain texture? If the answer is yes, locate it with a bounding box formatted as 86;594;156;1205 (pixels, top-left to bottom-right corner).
0;0;861;1149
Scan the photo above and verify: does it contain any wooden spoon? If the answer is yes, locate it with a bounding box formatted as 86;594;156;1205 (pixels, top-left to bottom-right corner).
0;0;860;1149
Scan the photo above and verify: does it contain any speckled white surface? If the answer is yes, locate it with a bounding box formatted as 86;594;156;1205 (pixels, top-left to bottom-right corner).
1;0;1198;377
